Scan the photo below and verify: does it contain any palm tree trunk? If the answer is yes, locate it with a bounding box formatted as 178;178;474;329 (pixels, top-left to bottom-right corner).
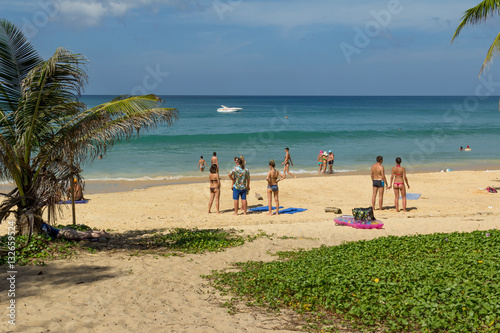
16;208;43;236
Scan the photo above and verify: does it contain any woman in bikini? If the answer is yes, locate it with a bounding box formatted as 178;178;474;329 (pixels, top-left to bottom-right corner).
388;157;410;212
208;164;221;214
317;150;324;173
266;160;284;215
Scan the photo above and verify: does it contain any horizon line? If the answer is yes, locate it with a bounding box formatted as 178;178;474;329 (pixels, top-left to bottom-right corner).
79;94;500;97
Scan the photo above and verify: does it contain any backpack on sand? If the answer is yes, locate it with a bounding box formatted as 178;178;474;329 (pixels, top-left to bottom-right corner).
352;207;376;222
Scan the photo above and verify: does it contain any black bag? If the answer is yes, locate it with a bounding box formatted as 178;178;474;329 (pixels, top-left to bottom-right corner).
352;207;375;222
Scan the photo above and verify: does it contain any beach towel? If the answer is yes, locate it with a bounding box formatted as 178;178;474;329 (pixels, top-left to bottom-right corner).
58;199;90;204
400;193;421;200
248;206;283;212
279;208;307;214
334;215;384;229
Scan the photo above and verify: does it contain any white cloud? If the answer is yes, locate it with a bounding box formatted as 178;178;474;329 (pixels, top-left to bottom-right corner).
196;0;480;32
108;1;130;17
4;0;482;31
43;0;175;27
59;1;108;26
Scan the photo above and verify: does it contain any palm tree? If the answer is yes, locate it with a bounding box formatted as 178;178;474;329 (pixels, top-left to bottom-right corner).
0;19;178;236
452;1;500;76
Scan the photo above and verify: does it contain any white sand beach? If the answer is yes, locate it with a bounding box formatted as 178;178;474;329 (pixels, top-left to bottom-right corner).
1;170;500;332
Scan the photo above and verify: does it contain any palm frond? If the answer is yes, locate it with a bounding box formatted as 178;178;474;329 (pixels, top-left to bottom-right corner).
18;48;88;162
41;95;177;166
0;19;180;233
479;32;500;76
0;19;42;112
452;0;500;43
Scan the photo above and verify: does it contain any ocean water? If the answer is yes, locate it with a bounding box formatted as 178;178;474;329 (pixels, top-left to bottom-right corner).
80;95;500;180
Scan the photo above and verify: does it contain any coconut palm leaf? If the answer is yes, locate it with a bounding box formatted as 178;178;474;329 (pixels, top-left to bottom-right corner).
17;48;88;162
0;19;42;113
479;32;500;76
0;19;179;241
452;0;500;42
452;1;500;77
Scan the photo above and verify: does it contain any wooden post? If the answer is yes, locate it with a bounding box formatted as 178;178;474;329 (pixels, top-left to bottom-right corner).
70;177;76;225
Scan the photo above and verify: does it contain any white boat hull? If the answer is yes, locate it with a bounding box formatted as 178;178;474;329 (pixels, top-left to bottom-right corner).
217;105;242;113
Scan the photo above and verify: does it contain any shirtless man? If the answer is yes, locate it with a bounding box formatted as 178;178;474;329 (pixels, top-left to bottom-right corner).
67;179;84;201
327;150;334;174
281;147;296;178
371;156;388;210
211;152;218;173
266;160;284;215
197;156;207;172
42;222;109;240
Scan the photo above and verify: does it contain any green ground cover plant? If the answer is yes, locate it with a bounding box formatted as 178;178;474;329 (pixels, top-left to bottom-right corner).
139;228;264;254
0;227;267;265
0;233;79;266
206;230;500;332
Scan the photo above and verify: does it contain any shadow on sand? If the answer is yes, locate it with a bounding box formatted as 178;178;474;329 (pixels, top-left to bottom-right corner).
0;263;117;299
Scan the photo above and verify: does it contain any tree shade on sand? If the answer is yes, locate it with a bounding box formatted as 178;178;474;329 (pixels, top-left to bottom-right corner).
0;19;178;238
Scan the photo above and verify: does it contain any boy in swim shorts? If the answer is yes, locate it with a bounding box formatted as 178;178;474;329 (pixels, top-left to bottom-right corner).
371;156;388;210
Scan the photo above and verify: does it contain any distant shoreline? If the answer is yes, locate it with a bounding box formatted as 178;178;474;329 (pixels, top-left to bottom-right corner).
1;165;498;196
6;165;495;195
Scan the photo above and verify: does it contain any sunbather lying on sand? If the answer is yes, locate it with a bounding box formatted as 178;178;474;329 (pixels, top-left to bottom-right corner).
41;223;110;240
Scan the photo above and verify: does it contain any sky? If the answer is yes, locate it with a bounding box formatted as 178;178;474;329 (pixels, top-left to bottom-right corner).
2;0;500;96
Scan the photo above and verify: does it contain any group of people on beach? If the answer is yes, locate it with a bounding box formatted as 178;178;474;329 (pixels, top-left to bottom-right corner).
202;148;296;216
371;156;410;212
317;150;334;174
201;150;410;214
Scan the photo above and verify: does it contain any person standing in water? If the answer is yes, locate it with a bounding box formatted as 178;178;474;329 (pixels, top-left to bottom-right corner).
388;157;410;212
266;160;284;215
198;156;207;172
281;147;296;178
321;151;328;174
317;150;324;173
211;152;219;172
371;156;388;210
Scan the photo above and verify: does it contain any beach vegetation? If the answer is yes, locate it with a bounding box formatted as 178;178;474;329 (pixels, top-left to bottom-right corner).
206;230;500;332
0;223;100;265
139;228;265;255
0;227;270;265
452;1;500;76
0;19;177;242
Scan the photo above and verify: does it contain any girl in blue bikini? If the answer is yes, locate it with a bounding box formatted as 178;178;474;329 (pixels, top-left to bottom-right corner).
266;160;284;215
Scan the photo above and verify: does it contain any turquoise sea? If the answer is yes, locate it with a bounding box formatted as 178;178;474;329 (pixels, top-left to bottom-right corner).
80;95;500;180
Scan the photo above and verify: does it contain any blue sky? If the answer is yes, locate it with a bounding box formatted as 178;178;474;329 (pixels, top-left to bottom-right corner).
3;0;499;95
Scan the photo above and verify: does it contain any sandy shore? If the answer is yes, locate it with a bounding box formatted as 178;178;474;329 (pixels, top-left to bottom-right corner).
1;170;500;332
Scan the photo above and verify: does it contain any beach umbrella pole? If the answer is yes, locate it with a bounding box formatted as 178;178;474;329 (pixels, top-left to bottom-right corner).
70;177;76;225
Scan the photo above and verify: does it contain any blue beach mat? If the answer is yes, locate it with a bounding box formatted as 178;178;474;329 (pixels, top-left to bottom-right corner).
279;208;307;214
248;206;283;212
400;193;421;200
58;199;90;204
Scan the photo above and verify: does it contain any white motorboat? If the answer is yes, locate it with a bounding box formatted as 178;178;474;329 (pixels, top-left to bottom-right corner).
217;105;242;113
